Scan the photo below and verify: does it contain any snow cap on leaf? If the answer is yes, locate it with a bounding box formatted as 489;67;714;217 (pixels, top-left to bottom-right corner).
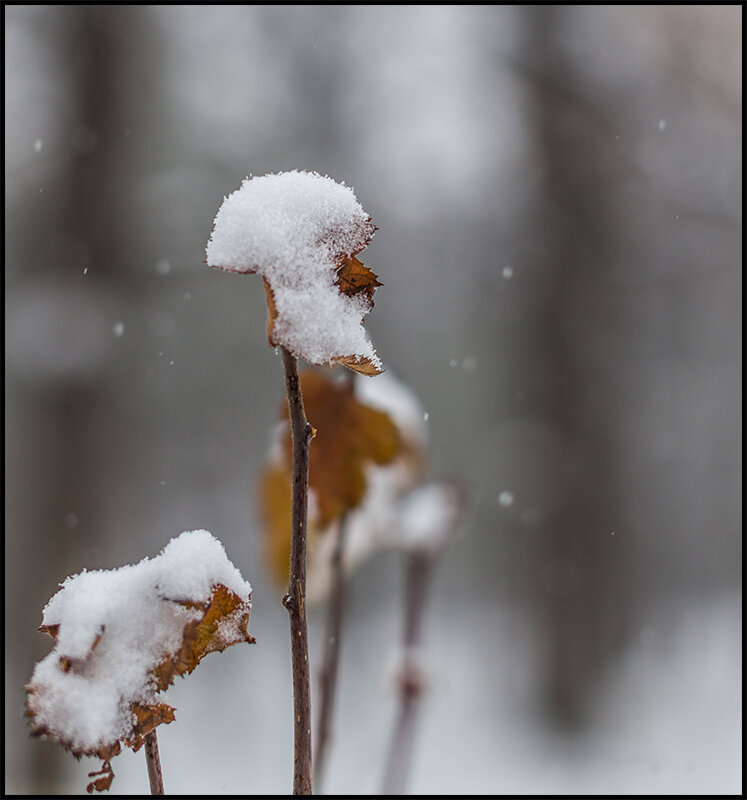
25;530;254;793
206;170;382;375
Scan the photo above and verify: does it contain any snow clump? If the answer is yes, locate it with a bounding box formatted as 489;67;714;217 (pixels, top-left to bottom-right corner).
206;170;381;371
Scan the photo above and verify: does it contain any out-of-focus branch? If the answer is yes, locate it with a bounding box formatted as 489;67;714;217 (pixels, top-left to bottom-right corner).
382;549;435;796
382;479;468;795
313;514;349;792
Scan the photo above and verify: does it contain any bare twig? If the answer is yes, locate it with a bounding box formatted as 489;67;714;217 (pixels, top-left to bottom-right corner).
313;514;349;792
382;549;435;796
280;346;314;795
144;730;165;795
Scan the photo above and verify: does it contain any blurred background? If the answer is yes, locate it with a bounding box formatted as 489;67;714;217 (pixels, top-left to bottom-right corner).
5;4;742;795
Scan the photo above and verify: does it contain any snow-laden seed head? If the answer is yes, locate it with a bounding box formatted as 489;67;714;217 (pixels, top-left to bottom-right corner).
206;170;382;375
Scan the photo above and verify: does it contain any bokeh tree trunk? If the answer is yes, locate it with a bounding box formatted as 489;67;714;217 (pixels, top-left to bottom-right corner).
7;6;147;791
518;4;631;730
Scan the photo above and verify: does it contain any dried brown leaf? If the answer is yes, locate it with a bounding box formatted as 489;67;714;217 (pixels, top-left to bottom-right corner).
86;761;114;794
125;703;177;752
334;254;382;305
26;578;253;793
38;623;59;640
331;353;383;376
260;370;404;584
263;277;279;348
260;462;294;586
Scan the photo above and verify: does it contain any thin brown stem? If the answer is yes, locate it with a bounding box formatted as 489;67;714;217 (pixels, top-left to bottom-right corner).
313;514;349;792
382;550;435;795
144;730;165;795
280;346;314;795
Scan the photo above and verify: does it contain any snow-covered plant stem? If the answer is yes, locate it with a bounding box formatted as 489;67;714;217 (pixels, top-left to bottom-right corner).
144;731;165;795
382;549;435;795
313;514;349;791
280;346;314;795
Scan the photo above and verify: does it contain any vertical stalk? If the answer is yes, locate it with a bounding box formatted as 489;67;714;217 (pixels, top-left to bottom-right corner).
144;730;165;795
313;514;349;791
382;550;434;795
280;346;314;795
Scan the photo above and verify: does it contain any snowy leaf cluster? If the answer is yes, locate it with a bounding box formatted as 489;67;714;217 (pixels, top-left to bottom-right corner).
306;372;466;599
305;371;428;600
26;531;253;785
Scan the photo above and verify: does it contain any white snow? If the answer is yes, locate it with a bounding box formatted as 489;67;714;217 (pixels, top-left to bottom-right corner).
387;480;465;552
206;170;380;370
354;370;428;450
307;462;416;604
498;490;514;507
307;371;429;601
155;258;171;276
95;591;740;796
27;530;252;755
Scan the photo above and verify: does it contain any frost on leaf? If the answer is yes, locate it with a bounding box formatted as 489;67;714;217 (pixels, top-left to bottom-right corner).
206;170;383;374
260;370;428;595
25;531;254;793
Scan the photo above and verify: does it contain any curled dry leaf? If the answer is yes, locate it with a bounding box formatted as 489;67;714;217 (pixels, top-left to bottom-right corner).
260;369;423;586
25;531;253;792
302;371;402;527
332;353;384;377
86;761;115;794
261;461;294;587
334;254;382;304
206;170;383;374
151;583;255;692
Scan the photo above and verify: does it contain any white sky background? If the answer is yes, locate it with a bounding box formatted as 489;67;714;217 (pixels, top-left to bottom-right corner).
5;4;742;795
